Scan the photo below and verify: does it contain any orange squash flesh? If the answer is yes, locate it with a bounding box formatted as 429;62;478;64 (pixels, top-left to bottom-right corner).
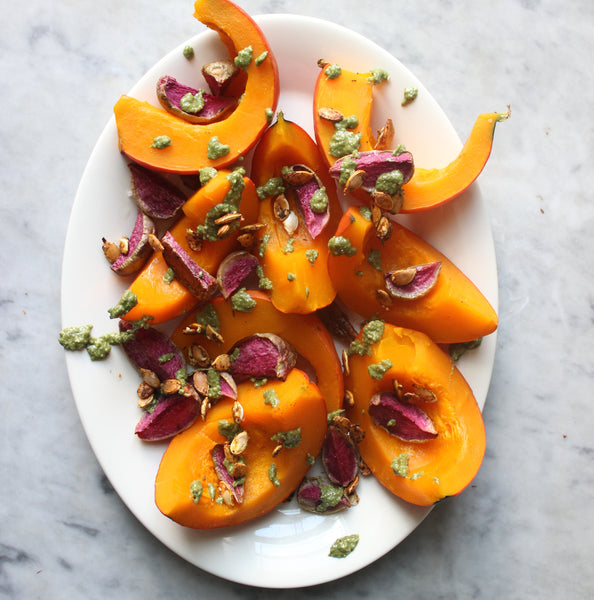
327;206;497;344
123;171;259;324
345;324;486;506
113;0;280;174
401;110;510;212
155;369;327;528
250;112;341;314
170;291;344;412
313;63;378;169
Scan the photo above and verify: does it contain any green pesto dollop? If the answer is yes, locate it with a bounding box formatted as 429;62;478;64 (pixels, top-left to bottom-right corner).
368;68;390;85
367;248;382;271
263;388;280;407
59;321;139;360
359;205;372;221
207;136;230;160
189;480;203;503
179;91;204;114
347;339;369;357
195;303;220;333
182;45;194;59
329;117;361;158
155;353;176;367
163;267;175;285
328;236;357;257
256;264;273;290
338;154;359;186
199;166;218;186
325;63;342;79
257;176;285;200
230;288;256;312
309;187;329;214
158;352;174;364
234;45;253;71
207;482;216;501
402;86;419;106
176;367;187;387
449;338;483;361
391;453;410;478
218;419;242;441
151;135;171;149
375;170;404;195
258;233;271;258
86;336;113;361
392;144;408;156
224;168;246;206
107;290;138;319
362;320;385;345
194;203;233;241
341;115;359;129
268;463;280;486
282;237;295;254
193;170;245;241
347;320;384;357
318;483;345;512
305;249;319;265
327;409;345;424
229;347;241;363
329;534;359;558
207;367;222;400
58;324;94;351
368;358;393;380
271;427;302;448
255;50;268;66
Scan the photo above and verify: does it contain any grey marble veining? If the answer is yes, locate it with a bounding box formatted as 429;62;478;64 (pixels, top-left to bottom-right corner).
2;0;593;597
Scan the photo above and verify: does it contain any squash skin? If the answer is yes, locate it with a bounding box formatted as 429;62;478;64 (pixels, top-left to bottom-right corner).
326;206;498;344
123;171;259;324
345;324;486;506
170;291;344;412
113;0;280;174
250;112;341;314
155;369;327;529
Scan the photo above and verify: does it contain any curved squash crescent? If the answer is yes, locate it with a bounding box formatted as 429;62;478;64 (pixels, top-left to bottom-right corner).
114;0;280;174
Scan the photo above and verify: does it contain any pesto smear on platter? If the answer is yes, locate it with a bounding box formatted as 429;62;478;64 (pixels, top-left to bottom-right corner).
329;534;359;558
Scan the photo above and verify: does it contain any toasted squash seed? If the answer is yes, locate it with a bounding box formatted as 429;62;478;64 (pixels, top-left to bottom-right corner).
140;368;160;389
282;168;315;187
318;106;344;122
212;353;232;371
376;288;393;309
343;169;366;194
390;267;417;286
230;430;249;455
273;194;291;221
162;378;182;395
101;238;121;263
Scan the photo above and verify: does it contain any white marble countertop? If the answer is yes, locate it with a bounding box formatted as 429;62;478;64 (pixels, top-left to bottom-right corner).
3;0;593;597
